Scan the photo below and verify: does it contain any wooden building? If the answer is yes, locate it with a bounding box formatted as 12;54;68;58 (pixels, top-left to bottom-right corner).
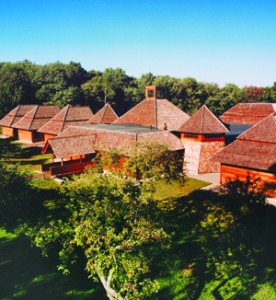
113;86;190;131
12;105;60;143
88;103;118;124
37;105;93;141
178;105;229;174
211;113;276;197
0;105;36;138
42;123;184;177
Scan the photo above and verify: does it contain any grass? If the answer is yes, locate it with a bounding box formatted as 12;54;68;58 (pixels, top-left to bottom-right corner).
0;228;105;300
153;177;210;200
0;139;51;172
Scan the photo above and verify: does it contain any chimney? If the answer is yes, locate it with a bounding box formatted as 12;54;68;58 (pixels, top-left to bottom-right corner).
145;86;157;99
162;122;168;130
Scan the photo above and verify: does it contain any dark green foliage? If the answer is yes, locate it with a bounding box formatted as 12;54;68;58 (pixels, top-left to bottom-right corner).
0;61;36;117
155;190;276;299
0;163;34;223
0;60;275;120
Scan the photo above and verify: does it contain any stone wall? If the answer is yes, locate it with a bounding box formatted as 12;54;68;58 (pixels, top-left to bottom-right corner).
182;138;225;174
182;140;201;174
198;140;225;174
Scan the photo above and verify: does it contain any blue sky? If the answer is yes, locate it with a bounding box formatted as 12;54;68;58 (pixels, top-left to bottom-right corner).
0;0;275;87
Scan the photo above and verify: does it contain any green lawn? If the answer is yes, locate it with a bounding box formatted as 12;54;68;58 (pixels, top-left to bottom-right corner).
0;139;51;172
0;227;105;300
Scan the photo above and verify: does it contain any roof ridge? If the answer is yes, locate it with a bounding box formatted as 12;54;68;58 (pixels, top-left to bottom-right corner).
205;105;229;132
201;105;206;133
61;105;71;133
155;98;158;128
10;105;21;126
28;105;39;130
101;103;108;123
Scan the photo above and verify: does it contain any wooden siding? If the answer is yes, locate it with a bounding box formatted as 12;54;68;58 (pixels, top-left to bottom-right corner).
42;154;94;176
18;129;33;142
1;126;14;137
18;129;44;143
221;164;276;197
181;133;225;142
49;161;94;176
44;133;57;141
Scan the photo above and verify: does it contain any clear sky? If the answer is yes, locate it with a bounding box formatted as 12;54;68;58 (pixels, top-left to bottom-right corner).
0;0;275;87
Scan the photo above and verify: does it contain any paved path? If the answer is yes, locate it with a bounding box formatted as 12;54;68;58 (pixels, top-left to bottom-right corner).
187;172;220;190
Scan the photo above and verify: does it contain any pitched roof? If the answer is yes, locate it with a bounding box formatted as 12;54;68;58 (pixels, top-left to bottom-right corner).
113;98;190;131
211;114;276;171
220;103;276;125
37;105;93;135
88;103;118;124
43;135;96;158
12;105;60;130
57;124;184;156
238;113;276;143
178;105;229;134
0;105;37;127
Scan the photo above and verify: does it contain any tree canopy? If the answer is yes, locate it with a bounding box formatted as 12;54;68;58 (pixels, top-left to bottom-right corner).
0;61;275;119
27;142;184;299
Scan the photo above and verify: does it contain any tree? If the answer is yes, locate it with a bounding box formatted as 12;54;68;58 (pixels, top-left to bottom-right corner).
0;62;36;117
0;163;34;223
30;172;170;299
171;77;204;114
206;83;245;116
32;61;88;106
28;142;183;299
82;68;128;105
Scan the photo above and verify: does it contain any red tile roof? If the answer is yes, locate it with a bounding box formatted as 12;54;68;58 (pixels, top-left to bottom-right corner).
88;103;118;124
43;135;96;158
211;114;276;171
220;103;276;125
12;105;60;130
178;105;229;134
57;124;184;156
113;98;190;131
0;105;36;127
38;105;93;135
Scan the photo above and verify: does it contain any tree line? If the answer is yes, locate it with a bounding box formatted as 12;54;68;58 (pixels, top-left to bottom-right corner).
0;60;276;118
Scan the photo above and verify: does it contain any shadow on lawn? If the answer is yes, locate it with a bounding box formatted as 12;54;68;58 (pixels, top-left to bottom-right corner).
0;138;22;158
156;190;276;299
0;139;44;161
0;233;105;300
